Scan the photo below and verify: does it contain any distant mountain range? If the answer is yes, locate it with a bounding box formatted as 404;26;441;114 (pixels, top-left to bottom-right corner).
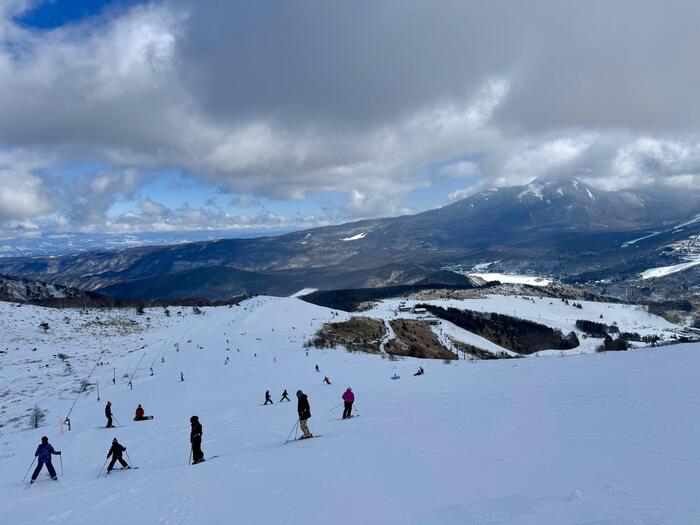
0;274;99;303
0;229;290;257
1;177;699;300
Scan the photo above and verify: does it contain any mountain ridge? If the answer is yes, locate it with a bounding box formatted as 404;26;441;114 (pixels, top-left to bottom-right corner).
1;177;699;300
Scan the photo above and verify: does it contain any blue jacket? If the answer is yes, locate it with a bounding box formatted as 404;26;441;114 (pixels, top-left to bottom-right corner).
35;443;58;462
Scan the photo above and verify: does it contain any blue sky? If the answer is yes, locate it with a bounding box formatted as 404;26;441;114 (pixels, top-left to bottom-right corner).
1;1;698;244
16;0;143;29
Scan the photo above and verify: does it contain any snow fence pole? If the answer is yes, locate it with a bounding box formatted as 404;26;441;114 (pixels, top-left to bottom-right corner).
22;458;36;482
284;419;300;445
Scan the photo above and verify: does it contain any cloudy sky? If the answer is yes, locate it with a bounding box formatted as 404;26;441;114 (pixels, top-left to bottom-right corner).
1;0;700;241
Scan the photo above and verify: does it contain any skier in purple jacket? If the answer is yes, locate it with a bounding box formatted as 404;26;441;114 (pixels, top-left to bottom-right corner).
342;387;355;419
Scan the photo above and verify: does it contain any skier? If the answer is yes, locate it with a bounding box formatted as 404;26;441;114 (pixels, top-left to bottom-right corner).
30;436;61;483
296;390;313;439
190;416;205;464
106;438;130;473
105;401;114;428
413;366;425;376
315;364;320;372
342;387;355;419
264;390;273;405
280;389;290;402
180;371;184;382
323;376;332;385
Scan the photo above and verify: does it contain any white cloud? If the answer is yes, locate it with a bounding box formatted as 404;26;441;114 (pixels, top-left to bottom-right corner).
0;2;700;238
438;161;480;179
0;150;54;220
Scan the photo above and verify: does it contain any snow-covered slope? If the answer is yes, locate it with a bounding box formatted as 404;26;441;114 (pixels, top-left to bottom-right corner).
366;294;682;354
640;256;700;279
467;272;552;286
1;297;699;524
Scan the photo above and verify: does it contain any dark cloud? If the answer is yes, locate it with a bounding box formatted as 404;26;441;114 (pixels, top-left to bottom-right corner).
0;0;700;235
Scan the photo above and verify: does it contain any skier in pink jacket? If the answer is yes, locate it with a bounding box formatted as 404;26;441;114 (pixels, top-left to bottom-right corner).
342;387;355;419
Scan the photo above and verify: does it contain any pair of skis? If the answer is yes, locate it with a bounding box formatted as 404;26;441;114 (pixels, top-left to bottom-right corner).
286;435;322;444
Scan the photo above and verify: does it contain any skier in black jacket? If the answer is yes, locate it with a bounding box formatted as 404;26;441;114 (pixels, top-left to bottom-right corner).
190;416;205;464
106;438;130;473
105;401;113;428
296;390;313;439
280;389;290;402
264;390;273;405
31;436;61;483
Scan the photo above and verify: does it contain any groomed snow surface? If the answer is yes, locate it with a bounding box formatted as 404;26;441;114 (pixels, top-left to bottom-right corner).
1;296;699;524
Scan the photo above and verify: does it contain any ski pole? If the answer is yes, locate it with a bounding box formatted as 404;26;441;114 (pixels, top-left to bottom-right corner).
60;454;64;476
125;450;134;468
328;402;343;412
22;458;36;482
97;457;109;479
113;416;121;427
284;419;300;445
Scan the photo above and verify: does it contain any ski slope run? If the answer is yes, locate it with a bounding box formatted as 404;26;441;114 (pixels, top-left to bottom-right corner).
1;296;699;524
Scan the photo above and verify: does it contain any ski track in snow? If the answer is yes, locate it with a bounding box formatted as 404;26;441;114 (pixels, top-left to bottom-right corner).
0;295;698;524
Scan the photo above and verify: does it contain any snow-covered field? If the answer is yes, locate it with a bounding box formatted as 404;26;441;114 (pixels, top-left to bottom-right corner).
468;272;552;286
640;255;700;280
1;296;699;524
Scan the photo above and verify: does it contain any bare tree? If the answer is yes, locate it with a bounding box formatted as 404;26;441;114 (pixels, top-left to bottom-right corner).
28;404;46;429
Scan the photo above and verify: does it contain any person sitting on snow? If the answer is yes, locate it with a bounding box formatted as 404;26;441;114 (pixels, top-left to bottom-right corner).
134;404;149;421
